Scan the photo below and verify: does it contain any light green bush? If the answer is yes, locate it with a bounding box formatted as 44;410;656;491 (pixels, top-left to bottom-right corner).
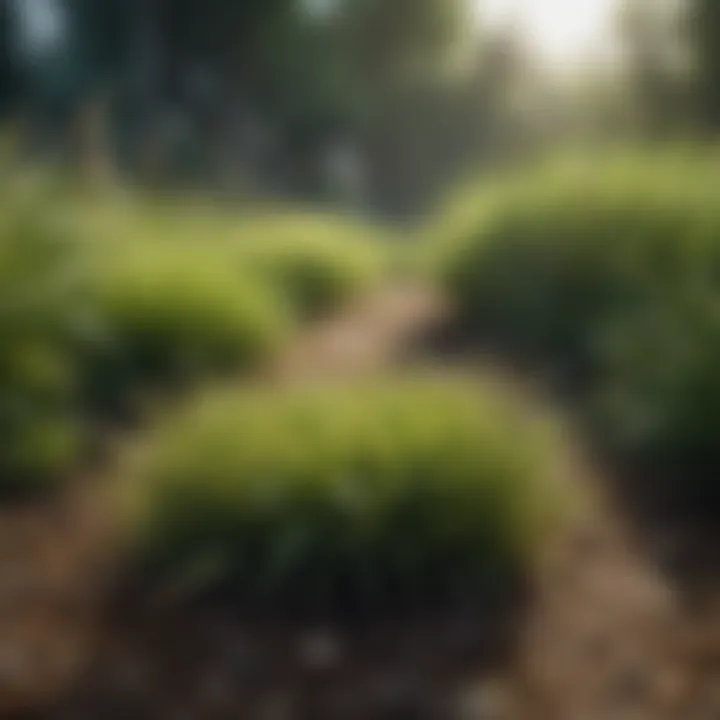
78;204;386;321
120;376;563;613
0;174;389;496
88;250;290;410
235;214;385;319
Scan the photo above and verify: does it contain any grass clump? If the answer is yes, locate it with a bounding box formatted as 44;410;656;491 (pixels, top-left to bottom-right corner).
120;376;564;615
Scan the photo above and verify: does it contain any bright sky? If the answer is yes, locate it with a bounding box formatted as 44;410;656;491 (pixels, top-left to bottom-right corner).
480;0;619;65
14;0;66;59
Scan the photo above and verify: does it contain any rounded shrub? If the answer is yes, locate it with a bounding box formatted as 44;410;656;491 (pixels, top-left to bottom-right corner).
236;214;385;320
120;376;564;614
88;251;289;410
441;154;720;384
439;151;720;519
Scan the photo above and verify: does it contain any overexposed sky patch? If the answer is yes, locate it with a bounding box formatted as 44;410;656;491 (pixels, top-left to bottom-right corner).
14;0;66;58
479;0;620;66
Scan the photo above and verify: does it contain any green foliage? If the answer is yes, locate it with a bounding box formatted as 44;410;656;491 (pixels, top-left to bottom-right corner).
0;176;385;494
339;0;472;87
441;152;720;381
76;201;387;321
439;150;720;512
86;247;290;412
236;214;385;319
120;376;563;613
60;199;386;411
592;291;720;509
693;0;720;131
0;341;80;493
0;178;96;491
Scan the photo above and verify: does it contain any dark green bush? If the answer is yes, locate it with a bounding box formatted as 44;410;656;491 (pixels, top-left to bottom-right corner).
592;290;720;510
120;377;564;614
441;154;720;384
0;180;96;492
0;343;81;493
439;151;720;514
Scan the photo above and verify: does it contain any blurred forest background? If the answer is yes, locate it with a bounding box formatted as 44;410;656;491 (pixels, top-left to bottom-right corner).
0;0;717;223
5;3;720;717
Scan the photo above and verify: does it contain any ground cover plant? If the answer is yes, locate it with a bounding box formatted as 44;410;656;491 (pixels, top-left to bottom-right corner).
85;249;290;414
233;213;386;320
0;179;387;495
0;177;97;493
119;376;565;615
441;153;720;376
437;149;720;514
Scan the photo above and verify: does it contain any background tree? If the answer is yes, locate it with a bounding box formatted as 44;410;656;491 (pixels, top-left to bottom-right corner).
618;0;695;139
691;0;720;133
0;0;19;117
0;0;554;219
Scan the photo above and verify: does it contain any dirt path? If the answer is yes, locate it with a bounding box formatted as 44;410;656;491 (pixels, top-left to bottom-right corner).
0;283;718;719
269;282;450;381
520;482;720;719
0;466;119;716
514;486;696;719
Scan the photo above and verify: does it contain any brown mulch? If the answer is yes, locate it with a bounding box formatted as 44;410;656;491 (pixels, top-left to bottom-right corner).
0;284;719;719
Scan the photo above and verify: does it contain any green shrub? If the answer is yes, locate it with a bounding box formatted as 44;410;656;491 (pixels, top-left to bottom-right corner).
88;251;289;410
120;376;563;614
439;150;720;515
236;214;385;319
78;205;386;321
441;153;720;384
592;290;720;511
0;180;386;495
0;342;81;493
0;179;96;492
